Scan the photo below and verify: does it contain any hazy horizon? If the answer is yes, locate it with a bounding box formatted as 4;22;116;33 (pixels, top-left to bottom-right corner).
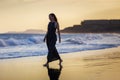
0;0;120;33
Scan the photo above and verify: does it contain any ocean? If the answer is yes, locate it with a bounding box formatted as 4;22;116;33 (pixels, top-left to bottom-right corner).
0;33;120;59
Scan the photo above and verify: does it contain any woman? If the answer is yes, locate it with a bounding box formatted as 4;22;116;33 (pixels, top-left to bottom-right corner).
43;13;63;66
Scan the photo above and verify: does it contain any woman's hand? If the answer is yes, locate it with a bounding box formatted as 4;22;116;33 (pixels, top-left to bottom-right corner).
43;32;47;42
59;38;61;43
43;38;46;42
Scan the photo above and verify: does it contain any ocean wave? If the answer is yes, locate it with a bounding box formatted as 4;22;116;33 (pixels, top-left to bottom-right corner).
28;36;43;44
65;38;84;44
0;33;120;59
64;34;103;45
0;39;7;47
0;36;43;47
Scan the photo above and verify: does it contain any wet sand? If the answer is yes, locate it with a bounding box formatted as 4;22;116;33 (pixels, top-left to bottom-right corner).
0;46;120;80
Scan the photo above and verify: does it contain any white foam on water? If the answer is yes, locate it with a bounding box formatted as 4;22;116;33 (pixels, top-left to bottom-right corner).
0;33;120;59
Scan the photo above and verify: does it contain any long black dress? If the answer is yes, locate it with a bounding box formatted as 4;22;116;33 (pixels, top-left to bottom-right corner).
46;22;61;62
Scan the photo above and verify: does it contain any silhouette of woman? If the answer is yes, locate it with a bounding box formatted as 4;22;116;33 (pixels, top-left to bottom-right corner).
43;13;63;66
46;64;62;80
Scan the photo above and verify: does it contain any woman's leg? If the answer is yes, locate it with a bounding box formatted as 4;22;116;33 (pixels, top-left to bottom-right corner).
43;41;50;66
44;39;63;66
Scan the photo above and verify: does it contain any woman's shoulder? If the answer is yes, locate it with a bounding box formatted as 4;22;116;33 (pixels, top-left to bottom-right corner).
54;22;59;28
54;22;58;26
49;21;58;28
49;21;57;24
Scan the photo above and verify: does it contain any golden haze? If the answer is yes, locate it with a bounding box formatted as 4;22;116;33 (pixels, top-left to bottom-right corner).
0;0;120;33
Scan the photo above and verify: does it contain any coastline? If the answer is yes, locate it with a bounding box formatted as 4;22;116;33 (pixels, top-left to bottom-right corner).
0;46;120;80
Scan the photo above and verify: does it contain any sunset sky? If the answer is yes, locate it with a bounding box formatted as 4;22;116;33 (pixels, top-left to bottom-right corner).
0;0;120;33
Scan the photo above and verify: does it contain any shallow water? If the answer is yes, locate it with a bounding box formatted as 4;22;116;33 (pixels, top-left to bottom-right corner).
0;33;120;59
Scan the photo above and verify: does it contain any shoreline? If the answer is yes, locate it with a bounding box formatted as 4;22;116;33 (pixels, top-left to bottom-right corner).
0;46;120;80
0;46;120;60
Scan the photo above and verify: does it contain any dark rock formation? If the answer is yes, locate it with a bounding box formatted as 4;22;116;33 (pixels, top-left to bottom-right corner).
61;19;120;33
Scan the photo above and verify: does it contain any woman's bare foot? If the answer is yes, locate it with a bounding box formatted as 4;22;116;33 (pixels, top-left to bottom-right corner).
60;59;63;62
59;59;63;65
43;62;49;67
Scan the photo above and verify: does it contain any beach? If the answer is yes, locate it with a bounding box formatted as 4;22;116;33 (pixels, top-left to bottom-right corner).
0;46;120;80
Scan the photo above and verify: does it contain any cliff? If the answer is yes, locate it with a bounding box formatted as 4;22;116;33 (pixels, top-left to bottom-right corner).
61;19;120;33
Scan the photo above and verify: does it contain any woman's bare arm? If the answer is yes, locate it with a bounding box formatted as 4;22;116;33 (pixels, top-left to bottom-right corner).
43;31;48;42
56;22;61;43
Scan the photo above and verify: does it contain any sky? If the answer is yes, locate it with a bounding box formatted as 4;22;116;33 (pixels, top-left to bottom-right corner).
0;0;120;33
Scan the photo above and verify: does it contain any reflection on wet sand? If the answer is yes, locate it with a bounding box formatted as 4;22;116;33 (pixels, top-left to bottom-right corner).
45;64;62;80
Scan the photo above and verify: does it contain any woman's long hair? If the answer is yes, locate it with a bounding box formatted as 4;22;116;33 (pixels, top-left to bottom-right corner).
49;13;59;27
49;13;58;22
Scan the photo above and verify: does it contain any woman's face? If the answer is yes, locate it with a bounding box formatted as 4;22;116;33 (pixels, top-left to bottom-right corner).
49;15;54;21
